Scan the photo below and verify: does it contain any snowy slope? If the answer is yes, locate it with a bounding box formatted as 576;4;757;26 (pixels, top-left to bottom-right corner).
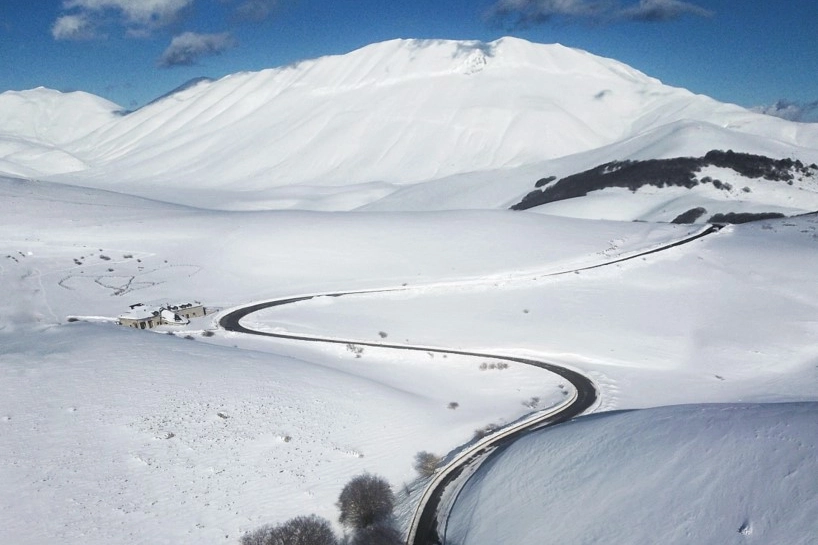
0;88;121;177
447;403;818;545
1;37;816;212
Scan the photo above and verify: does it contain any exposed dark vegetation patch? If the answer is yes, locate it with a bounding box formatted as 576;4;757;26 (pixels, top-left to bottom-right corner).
534;175;556;188
703;150;814;181
671;207;708;224
511;150;817;212
708;212;786;224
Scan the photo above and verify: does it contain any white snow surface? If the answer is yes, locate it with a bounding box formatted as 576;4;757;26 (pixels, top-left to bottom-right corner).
447;403;818;545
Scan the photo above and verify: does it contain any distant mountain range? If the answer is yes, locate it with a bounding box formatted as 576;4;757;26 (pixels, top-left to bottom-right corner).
1;37;817;219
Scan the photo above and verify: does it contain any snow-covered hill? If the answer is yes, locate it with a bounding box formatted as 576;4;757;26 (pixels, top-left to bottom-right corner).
2;37;817;214
0;88;121;177
448;403;818;545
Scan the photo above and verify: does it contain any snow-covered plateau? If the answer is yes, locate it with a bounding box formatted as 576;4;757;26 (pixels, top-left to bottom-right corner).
1;37;817;545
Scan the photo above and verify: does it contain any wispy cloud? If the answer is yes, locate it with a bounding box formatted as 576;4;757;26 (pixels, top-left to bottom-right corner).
487;0;711;27
752;100;818;123
234;0;279;22
487;0;608;26
619;0;712;21
158;31;236;67
51;13;99;40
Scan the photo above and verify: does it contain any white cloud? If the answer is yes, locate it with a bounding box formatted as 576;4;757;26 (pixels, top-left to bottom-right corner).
53;0;193;38
51;13;98;40
158;31;236;67
752;100;818;123
63;0;194;26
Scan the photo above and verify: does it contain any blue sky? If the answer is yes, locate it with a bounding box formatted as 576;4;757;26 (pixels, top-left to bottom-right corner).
1;0;816;120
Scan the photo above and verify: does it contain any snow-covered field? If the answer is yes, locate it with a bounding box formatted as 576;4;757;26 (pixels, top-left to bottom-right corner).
2;37;818;545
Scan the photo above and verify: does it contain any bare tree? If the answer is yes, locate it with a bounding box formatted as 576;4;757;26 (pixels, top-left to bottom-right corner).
337;474;395;530
413;451;442;477
240;514;337;545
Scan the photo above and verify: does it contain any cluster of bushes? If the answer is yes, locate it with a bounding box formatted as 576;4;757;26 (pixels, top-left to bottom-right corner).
511;150;818;211
708;212;786;224
703;150;817;181
671;207;708;224
671;207;787;225
241;474;401;545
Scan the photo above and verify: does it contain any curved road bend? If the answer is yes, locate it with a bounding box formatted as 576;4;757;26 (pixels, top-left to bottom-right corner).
220;295;596;545
218;223;723;545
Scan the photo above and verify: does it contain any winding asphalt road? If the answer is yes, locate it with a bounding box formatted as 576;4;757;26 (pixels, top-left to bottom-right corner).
218;223;722;545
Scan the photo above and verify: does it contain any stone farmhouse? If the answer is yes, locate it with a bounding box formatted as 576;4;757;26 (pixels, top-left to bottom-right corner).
118;301;206;329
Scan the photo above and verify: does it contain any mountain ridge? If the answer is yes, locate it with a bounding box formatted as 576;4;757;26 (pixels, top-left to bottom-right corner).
1;37;817;214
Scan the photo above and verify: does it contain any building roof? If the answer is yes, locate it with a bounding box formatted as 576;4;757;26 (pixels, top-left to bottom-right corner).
118;301;201;321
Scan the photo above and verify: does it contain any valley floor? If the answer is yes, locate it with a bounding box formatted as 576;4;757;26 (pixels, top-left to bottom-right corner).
1;176;817;544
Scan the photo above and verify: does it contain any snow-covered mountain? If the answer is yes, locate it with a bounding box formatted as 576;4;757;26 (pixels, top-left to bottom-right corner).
2;37;817;215
3;37;818;545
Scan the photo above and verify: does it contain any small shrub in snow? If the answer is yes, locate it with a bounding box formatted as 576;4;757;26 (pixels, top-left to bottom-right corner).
201;330;215;337
346;344;364;358
523;396;541;408
338;474;395;530
240;514;337;545
447;401;459;410
413;451;442;477
473;423;501;440
99;255;111;261
378;331;388;339
481;361;509;371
